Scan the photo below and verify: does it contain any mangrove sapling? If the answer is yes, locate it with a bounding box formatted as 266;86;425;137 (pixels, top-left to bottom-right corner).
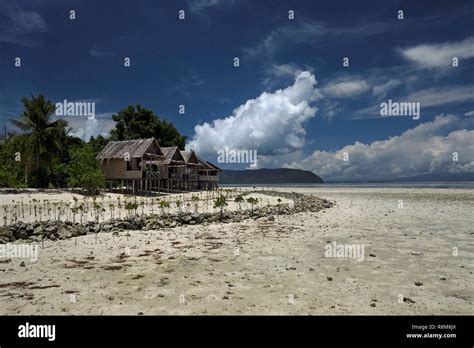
117;197;122;219
192;195;199;213
93;201;101;223
214;194;228;221
79;204;85;223
159;200;169;216
234;195;244;211
176;200;182;213
109;203;115;220
32;199;37;218
246;197;258;215
150;198;155;215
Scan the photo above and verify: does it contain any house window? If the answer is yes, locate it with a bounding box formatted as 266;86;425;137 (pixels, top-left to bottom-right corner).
126;160;132;171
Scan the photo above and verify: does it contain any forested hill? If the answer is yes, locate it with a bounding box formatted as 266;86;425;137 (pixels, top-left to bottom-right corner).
220;168;323;184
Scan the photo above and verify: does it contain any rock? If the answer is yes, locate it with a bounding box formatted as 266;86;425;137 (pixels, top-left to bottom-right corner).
327;276;333;281
191;213;202;223
182;215;192;224
33;226;44;235
26;225;34;235
267;215;275;221
414;281;423;286
57;227;72;239
20;262;25;267
0;227;14;241
44;225;57;234
370;303;376;307
13;229;29;240
71;226;86;237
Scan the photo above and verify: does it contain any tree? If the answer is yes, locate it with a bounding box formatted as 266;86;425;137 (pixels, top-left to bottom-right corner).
0;134;27;187
214;194;228;220
234;195;244;210
110;105;187;149
66;143;104;194
9;94;68;187
247;197;258;215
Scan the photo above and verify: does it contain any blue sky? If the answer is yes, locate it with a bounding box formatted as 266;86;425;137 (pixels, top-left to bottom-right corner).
1;0;473;180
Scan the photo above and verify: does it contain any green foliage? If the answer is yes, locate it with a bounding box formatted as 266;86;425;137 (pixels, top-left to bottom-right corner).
9;94;69;187
246;197;258;214
0;136;26;187
3;96;187;191
88;135;109;153
234;194;244;210
109;105;187;149
66;143;104;194
214;194;228;220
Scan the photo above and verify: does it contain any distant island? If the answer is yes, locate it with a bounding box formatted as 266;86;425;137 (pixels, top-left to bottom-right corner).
220;168;323;184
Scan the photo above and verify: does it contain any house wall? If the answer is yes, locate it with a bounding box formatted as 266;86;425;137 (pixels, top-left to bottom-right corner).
101;158;142;180
159;165;169;179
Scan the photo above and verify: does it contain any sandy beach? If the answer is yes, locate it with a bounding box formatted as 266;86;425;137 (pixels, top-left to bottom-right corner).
0;187;472;315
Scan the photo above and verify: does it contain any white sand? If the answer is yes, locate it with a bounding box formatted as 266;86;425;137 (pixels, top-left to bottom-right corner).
0;187;472;315
0;189;288;225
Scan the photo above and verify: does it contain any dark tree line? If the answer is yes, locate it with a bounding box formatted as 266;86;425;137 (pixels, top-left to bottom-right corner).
0;95;187;192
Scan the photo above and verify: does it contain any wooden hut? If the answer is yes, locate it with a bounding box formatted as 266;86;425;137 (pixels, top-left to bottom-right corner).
181;150;200;190
96;137;221;193
197;156;222;190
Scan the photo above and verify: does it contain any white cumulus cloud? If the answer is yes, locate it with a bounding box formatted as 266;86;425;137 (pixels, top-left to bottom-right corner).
284;115;474;180
187;71;321;158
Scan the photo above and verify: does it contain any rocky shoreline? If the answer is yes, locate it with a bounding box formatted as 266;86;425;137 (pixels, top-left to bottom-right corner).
0;191;333;244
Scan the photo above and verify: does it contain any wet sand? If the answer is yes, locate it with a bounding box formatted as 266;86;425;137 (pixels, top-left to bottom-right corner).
0;187;472;315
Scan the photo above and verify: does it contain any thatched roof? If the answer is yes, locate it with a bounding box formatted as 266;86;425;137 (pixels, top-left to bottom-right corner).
96;138;161;160
160;146;185;165
180;150;199;165
197;155;222;171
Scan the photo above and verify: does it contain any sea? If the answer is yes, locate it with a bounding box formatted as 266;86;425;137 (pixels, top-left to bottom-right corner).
221;182;474;189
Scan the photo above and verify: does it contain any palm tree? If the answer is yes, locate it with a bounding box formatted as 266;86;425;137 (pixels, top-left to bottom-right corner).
10;94;68;187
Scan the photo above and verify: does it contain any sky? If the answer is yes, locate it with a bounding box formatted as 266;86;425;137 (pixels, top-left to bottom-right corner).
0;0;473;180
